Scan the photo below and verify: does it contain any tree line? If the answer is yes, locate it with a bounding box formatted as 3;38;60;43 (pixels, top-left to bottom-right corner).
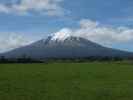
0;55;133;63
0;55;43;63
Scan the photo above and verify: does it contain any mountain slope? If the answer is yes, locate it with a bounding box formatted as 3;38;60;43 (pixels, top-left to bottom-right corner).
0;36;133;59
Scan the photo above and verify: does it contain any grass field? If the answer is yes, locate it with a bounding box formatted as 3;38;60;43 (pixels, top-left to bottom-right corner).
0;62;133;100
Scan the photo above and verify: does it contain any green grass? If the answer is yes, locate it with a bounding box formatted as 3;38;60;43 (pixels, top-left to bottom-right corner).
0;62;133;100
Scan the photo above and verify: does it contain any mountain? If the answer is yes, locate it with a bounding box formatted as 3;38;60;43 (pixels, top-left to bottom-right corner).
0;35;133;59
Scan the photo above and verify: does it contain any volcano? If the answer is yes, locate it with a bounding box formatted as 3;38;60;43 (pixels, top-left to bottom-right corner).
0;33;133;59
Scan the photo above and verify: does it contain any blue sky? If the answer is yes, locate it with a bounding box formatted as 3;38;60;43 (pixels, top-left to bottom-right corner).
0;0;133;52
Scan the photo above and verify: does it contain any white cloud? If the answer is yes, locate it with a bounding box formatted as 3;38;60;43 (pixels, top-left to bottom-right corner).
0;4;11;13
79;19;99;29
53;19;133;44
0;0;64;16
0;33;32;53
51;28;72;41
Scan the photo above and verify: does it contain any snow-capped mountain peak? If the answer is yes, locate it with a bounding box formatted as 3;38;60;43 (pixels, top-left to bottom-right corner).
1;34;133;59
51;28;72;41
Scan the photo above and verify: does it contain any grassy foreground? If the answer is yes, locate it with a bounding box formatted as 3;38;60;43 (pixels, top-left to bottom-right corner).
0;62;133;100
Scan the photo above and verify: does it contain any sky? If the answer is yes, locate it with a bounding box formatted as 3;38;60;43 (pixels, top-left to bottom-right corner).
0;0;133;52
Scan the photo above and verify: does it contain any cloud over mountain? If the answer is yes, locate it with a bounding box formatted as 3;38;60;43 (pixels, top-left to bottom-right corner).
53;19;133;44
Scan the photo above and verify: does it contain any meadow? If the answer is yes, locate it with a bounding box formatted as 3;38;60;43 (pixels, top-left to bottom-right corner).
0;62;133;100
